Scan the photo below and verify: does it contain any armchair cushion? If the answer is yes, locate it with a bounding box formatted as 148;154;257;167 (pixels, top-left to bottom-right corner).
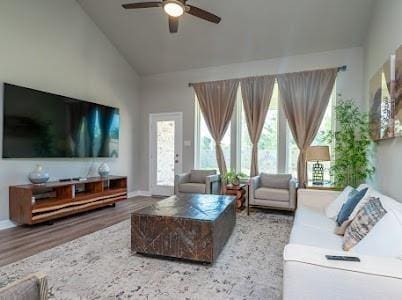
255;187;289;202
190;169;217;184
178;183;206;194
260;173;292;189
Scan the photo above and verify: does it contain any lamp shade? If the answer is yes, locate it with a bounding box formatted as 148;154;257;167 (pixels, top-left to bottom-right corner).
306;146;330;161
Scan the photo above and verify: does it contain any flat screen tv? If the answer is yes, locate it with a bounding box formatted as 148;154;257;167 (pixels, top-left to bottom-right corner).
2;83;120;158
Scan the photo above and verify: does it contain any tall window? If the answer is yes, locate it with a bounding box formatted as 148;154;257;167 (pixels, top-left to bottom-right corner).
287;87;336;180
195;100;231;170
240;84;279;174
194;82;336;178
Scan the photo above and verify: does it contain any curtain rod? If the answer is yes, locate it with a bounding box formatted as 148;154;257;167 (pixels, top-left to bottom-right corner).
188;65;347;87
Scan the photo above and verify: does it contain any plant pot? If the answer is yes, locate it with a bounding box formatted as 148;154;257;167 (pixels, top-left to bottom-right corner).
232;176;240;186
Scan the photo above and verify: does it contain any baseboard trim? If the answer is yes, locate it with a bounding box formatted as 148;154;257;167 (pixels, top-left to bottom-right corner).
0;219;17;231
128;190;152;198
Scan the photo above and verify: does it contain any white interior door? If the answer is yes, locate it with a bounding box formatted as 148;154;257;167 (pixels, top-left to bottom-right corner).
149;112;183;196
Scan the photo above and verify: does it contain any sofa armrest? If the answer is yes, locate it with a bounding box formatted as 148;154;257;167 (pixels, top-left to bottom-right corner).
297;189;341;212
206;174;220;183
248;176;261;204
0;272;48;300
36;272;48;300
289;178;297;210
174;173;190;194
206;174;221;194
283;244;402;299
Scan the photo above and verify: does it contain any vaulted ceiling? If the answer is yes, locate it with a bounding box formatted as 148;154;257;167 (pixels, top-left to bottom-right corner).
77;0;375;75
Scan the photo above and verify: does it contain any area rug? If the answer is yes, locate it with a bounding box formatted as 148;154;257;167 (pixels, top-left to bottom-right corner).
0;212;293;300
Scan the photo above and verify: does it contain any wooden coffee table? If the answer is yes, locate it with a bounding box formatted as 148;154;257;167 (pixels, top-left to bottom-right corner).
131;194;236;263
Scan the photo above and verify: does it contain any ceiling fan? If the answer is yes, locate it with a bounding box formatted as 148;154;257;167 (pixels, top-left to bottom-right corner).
122;0;221;33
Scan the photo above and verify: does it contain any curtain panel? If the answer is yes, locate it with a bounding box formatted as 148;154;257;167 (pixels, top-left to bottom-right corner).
277;68;337;187
240;76;276;177
193;79;240;175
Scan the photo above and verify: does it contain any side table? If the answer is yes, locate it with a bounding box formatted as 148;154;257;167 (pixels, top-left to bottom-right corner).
223;184;246;210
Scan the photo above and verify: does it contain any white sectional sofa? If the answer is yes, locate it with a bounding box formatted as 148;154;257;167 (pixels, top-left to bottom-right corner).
283;188;402;300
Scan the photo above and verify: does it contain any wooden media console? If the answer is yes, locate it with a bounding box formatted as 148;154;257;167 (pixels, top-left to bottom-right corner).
9;176;127;225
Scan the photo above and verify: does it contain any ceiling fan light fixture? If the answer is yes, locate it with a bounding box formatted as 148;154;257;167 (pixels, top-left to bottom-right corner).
163;0;185;17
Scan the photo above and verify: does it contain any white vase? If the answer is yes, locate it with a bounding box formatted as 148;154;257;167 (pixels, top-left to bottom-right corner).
98;162;110;177
28;165;50;184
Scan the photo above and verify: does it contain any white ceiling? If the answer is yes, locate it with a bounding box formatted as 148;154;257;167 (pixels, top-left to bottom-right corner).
77;0;375;76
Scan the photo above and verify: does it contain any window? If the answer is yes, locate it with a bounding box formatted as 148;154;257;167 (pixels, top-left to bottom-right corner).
240;84;279;174
195;100;231;170
194;81;336;179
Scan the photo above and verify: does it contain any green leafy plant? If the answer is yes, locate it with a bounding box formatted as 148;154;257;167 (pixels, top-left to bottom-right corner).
325;97;375;188
223;170;248;186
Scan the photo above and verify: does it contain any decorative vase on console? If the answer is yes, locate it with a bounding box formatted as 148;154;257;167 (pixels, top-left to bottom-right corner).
98;162;110;177
28;164;50;184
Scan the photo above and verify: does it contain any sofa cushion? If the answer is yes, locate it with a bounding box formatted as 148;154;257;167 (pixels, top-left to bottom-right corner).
289;223;343;250
294;206;336;233
179;183;206;194
255;187;289;202
336;188;368;226
343;197;387;251
325;186;354;220
190;169;216;183
260;173;291;189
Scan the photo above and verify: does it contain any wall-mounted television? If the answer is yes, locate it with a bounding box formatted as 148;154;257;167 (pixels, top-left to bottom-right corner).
2;83;120;158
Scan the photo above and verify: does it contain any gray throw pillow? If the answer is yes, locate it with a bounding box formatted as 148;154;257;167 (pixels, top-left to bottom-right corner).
260;173;291;189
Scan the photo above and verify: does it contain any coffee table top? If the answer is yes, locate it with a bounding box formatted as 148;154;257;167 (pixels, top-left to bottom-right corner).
133;194;235;221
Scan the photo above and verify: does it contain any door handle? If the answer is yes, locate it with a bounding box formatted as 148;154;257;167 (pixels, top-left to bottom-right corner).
175;160;179;163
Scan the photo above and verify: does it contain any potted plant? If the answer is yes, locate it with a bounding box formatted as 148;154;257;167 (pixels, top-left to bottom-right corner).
223;170;248;186
324;97;375;188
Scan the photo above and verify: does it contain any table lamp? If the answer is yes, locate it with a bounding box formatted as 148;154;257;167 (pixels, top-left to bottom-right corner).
306;146;330;185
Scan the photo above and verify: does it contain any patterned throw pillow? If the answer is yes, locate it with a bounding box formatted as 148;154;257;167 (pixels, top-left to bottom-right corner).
343;197;387;251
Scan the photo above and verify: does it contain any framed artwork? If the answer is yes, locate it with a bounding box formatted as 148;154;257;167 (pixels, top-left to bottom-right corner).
369;68;382;141
369;57;395;141
394;45;402;136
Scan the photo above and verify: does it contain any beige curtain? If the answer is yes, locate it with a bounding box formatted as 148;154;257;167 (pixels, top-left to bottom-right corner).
193;79;240;175
277;68;337;187
240;76;276;177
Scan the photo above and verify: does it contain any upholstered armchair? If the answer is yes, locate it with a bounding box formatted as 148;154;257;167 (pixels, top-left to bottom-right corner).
249;173;297;211
174;169;221;195
0;272;48;300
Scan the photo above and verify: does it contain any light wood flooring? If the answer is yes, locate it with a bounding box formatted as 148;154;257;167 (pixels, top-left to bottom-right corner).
0;196;159;267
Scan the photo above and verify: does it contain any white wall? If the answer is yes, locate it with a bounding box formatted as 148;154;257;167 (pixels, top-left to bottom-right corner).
0;0;141;221
364;0;402;201
139;47;364;191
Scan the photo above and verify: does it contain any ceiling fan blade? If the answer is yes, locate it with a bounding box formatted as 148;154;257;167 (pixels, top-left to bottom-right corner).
186;5;221;24
122;2;162;9
169;16;179;33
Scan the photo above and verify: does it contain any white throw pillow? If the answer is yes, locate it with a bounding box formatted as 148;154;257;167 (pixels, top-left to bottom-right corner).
357;183;369;191
351;208;402;257
325;186;353;220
